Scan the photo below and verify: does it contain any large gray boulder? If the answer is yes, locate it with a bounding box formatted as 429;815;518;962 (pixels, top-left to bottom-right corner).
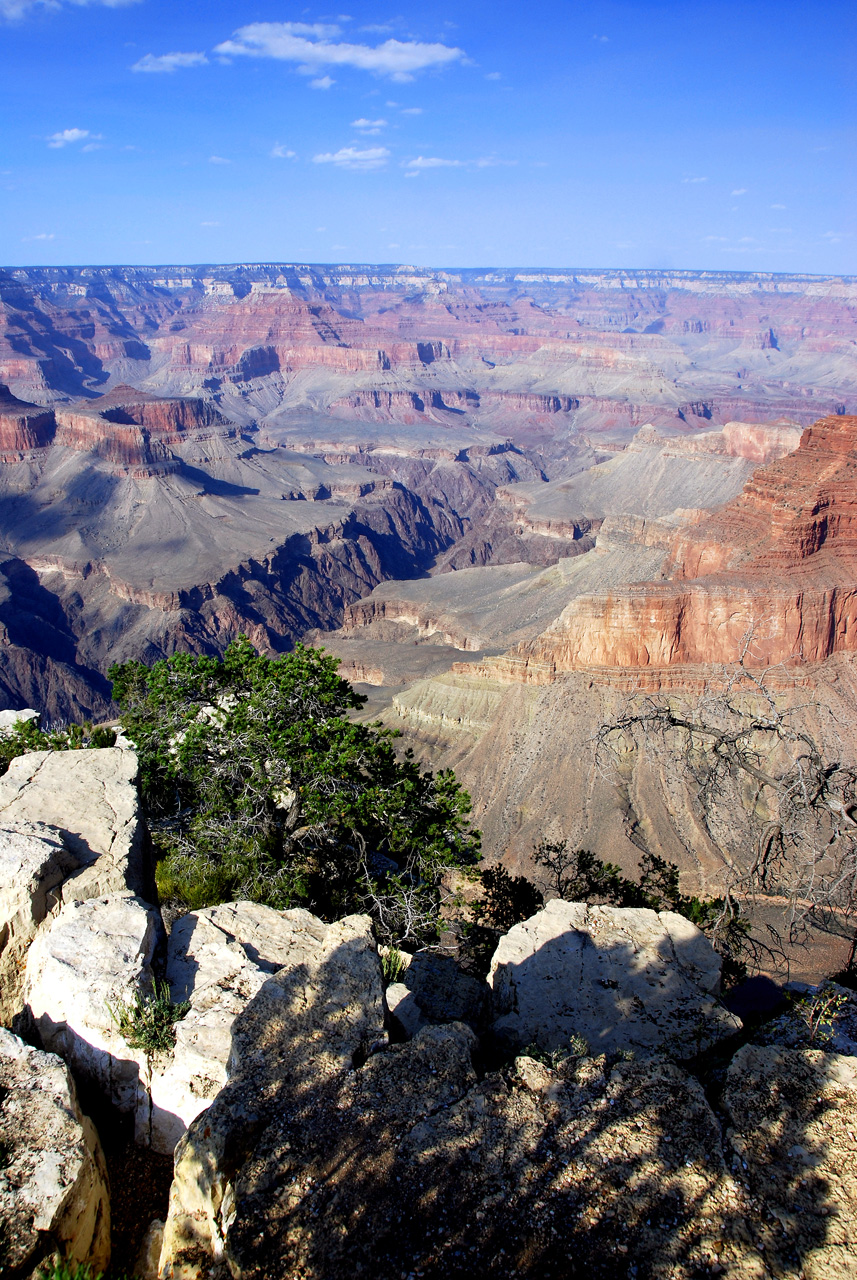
142;903;334;1153
488;899;742;1058
159;913;388;1276
0;1027;111;1277
24;892;162;1114
0;822;79;1024
0;746;145;899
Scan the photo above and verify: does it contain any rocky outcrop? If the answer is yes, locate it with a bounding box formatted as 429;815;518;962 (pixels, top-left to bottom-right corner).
143;903;335;1154
0;1027;111;1277
159;912;386;1275
0;747;145;900
24;893;162;1114
154;901;856;1280
488;900;741;1057
0;823;79;1025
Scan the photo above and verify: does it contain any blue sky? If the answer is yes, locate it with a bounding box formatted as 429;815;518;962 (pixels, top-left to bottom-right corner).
1;0;854;271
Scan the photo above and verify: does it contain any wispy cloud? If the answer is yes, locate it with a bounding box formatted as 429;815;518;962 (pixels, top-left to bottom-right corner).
475;155;517;168
214;22;466;83
310;75;335;89
271;144;297;159
770;203;786;209
313;145;390;171
47;127;93;148
200;221;220;227
592;34;609;41
484;71;501;80
2;0;140;18
22;231;55;241
682;176;708;184
731;188;747;195
351;117;387;134
400;106;423;115
132;51;208;73
209;155;231;165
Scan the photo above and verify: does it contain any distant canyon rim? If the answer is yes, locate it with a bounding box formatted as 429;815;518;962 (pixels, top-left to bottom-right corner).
2;260;857;963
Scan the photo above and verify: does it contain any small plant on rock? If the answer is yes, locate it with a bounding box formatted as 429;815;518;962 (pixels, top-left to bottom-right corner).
381;946;406;985
108;978;190;1058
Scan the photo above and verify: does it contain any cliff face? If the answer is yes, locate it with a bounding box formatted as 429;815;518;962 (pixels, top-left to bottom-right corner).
0;384;56;456
511;415;857;675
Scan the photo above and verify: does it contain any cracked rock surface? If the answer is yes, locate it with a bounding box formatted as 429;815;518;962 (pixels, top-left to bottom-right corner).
0;747;144;900
0;822;79;1024
0;1027;110;1278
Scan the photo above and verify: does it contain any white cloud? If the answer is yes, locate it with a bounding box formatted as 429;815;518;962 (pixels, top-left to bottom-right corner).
3;0;140;17
405;155;462;169
214;22;466;83
209;155;231;164
475;155;517;168
484;71;501;80
200;220;220;226
400;106;423;115
770;203;786;209
592;34;609;41
313;145;390;171
47;127;91;148
310;76;335;89
682;176;708;184
132;51;208;73
22;231;55;241
271;144;297;159
351;117;387;134
704;235;727;242
731;188;747;195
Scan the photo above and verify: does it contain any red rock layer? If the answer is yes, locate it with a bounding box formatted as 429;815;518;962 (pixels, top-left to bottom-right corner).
53;385;231;471
514;415;857;674
0;383;56;454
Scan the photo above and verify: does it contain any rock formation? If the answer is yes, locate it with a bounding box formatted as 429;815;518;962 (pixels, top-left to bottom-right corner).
488;900;741;1057
0;1027;111;1277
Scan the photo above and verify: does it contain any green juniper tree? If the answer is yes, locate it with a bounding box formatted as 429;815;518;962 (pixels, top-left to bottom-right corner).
110;639;480;948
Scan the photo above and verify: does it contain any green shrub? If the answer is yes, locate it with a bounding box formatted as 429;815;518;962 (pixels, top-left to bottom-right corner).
0;717;116;777
109;639;480;947
108;978;190;1057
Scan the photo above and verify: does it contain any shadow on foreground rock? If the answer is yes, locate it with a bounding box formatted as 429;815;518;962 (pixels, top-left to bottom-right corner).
157;913;856;1280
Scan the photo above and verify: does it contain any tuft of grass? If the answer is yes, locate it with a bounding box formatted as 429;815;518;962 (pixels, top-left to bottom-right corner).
108;978;190;1057
380;946;406;985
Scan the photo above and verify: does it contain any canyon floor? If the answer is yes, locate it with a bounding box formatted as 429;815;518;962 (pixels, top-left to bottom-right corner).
2;262;857;971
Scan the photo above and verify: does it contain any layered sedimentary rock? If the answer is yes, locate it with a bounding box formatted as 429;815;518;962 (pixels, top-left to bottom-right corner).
513;415;857;675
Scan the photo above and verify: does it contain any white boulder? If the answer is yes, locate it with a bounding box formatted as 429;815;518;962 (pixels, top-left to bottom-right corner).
141;902;331;1153
24;892;161;1113
488;899;742;1058
0;746;145;899
0;1027;110;1276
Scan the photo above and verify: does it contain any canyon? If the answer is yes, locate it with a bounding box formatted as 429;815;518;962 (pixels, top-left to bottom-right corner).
1;262;857;933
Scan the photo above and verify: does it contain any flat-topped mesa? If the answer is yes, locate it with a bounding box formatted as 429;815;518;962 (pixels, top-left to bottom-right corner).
0;383;56;455
53;384;231;472
513;415;857;675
